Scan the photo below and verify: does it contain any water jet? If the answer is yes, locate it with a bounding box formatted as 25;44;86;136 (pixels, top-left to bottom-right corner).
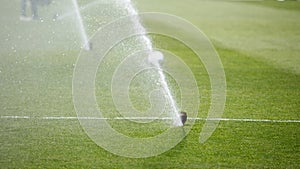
120;0;183;126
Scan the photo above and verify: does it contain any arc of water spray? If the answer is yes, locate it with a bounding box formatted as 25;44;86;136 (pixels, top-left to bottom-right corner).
67;0;182;126
123;0;182;126
156;62;183;126
71;0;90;50
58;0;103;20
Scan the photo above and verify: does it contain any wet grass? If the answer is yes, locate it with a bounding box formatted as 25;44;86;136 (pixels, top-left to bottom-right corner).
0;0;299;168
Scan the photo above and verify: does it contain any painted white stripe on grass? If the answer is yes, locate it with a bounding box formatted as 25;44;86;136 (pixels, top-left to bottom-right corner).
1;116;30;119
1;116;299;123
193;118;300;123
42;116;110;120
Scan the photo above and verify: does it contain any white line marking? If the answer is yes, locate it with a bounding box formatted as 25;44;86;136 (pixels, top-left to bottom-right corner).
1;116;299;123
195;118;300;123
1;116;30;119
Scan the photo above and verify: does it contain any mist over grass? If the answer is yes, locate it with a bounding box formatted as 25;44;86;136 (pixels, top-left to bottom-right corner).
0;0;299;168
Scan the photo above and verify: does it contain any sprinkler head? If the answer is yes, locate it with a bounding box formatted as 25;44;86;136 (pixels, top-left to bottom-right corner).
180;111;187;125
88;42;93;50
52;13;59;21
83;42;92;51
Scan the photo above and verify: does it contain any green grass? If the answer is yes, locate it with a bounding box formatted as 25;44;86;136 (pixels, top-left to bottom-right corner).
1;0;299;168
246;0;300;11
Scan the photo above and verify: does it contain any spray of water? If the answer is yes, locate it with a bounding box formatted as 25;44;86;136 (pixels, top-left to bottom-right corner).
67;0;182;126
121;0;183;126
148;51;183;126
57;0;104;20
71;0;90;50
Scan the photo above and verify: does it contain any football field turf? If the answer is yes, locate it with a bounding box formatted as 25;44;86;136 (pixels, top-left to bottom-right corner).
0;0;299;168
